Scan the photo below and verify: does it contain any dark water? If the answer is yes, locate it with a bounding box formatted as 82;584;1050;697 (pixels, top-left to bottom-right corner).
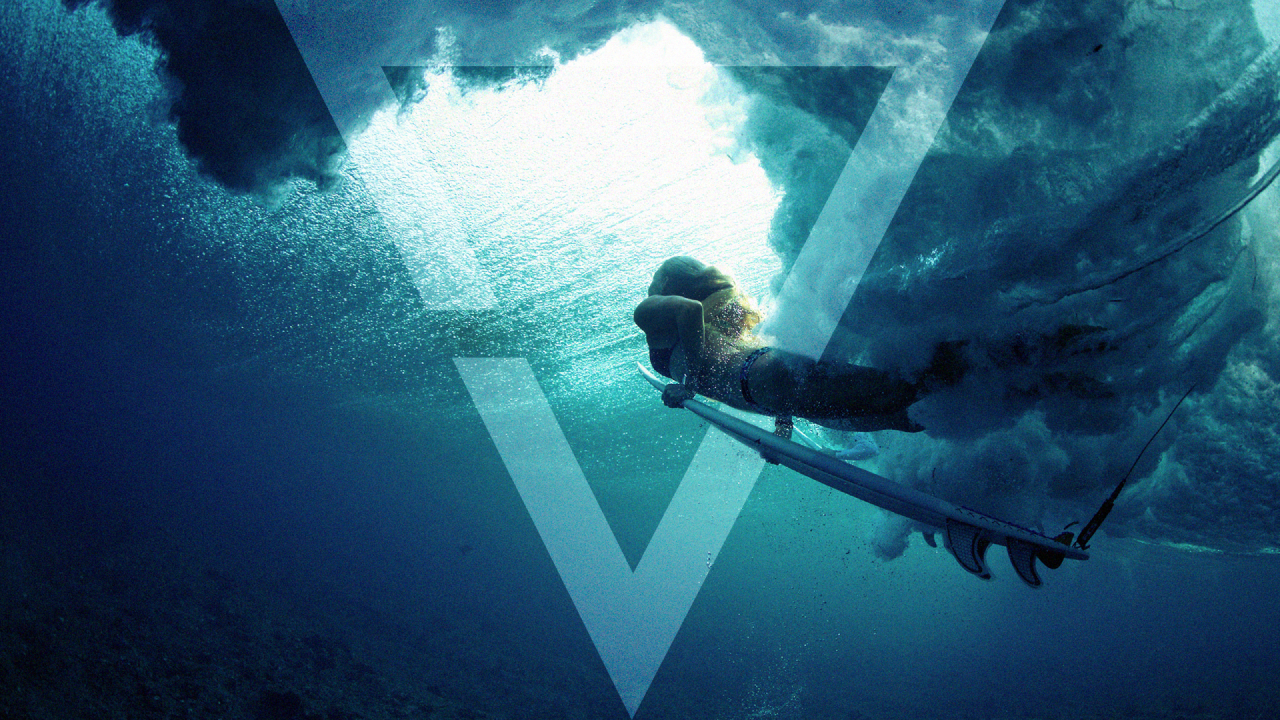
3;1;1280;719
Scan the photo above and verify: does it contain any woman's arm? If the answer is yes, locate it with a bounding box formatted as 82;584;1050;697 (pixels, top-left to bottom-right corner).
633;295;706;375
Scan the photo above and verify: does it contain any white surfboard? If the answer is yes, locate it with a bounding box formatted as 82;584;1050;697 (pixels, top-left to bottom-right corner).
639;364;1087;587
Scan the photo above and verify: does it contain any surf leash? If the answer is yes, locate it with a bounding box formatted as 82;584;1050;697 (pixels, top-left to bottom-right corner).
1073;382;1197;550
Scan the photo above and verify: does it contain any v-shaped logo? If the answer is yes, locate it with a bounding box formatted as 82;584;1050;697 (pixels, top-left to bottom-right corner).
452;10;1007;717
456;358;764;716
452;6;1005;716
277;0;1007;714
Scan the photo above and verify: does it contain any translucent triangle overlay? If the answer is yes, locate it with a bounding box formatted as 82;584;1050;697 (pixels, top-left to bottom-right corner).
758;0;1010;359
447;4;1006;707
456;358;764;716
279;1;1009;715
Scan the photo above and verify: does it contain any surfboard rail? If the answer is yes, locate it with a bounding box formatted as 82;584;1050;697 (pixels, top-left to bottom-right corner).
639;363;1087;586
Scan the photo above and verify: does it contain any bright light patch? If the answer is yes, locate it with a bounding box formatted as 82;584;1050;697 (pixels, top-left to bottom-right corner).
350;20;782;321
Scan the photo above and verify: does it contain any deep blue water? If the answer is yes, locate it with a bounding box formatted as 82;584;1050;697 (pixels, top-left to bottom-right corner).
3;1;1280;719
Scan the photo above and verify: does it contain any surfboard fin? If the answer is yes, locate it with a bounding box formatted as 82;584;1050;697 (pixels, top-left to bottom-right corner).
1031;531;1073;570
944;519;992;580
1006;538;1043;587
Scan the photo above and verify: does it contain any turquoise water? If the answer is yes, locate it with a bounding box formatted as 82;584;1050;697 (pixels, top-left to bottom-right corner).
2;1;1279;718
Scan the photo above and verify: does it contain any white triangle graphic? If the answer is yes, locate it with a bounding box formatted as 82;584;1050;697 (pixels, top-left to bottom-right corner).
456;358;765;715
276;0;1011;712
450;4;1008;710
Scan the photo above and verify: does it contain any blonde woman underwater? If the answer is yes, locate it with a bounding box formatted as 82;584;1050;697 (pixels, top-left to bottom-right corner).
634;256;963;432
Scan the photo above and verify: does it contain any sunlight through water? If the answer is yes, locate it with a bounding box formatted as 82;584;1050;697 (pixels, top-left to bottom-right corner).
349;20;782;386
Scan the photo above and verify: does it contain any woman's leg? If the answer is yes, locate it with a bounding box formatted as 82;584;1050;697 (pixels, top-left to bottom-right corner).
749;350;919;419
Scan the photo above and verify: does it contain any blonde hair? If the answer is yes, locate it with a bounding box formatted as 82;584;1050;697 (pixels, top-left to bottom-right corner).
703;287;763;338
651;256;733;300
650;256;763;337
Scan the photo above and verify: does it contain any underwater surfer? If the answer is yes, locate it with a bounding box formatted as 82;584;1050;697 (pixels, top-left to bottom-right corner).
634;256;963;432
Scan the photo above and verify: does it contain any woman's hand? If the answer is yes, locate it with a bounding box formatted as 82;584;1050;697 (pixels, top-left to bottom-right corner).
661;382;696;408
634;295;707;375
